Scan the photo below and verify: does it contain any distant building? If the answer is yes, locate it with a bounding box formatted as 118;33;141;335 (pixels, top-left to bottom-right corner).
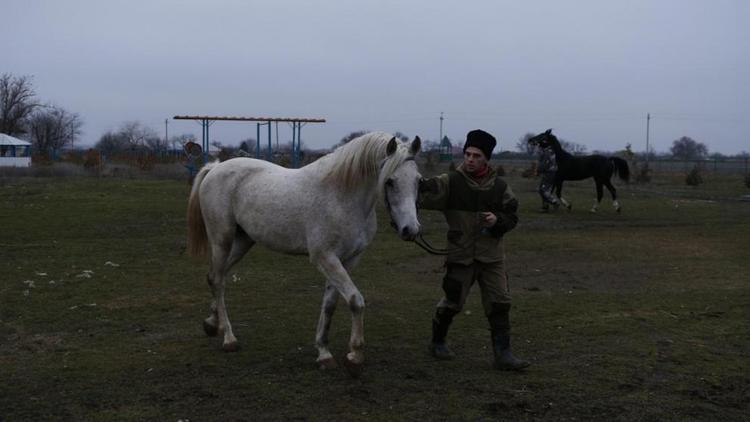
0;134;32;167
440;136;453;161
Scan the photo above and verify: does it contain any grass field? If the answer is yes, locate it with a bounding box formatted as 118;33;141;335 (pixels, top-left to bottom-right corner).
1;166;749;421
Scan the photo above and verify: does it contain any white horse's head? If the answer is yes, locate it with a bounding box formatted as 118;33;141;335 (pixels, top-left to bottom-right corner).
381;136;422;241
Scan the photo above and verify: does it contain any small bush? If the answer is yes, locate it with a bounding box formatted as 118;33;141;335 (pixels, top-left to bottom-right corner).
636;164;651;184
0;162;87;178
745;173;750;189
685;166;703;186
521;162;537;178
495;164;506;176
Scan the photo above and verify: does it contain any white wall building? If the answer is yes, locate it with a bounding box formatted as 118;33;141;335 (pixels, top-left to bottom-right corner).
0;134;32;167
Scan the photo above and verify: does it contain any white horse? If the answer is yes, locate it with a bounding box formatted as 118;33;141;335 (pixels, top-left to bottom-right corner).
187;132;422;376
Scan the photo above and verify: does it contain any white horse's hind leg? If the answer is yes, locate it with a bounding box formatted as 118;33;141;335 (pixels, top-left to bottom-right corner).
313;253;366;376
203;291;220;337
203;232;254;343
207;264;238;351
205;231;255;352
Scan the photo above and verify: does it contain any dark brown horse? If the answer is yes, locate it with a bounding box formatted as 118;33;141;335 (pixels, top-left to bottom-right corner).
529;129;629;212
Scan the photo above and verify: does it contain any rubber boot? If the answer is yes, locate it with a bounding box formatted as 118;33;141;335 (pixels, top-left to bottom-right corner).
429;308;457;360
491;331;530;371
488;303;530;371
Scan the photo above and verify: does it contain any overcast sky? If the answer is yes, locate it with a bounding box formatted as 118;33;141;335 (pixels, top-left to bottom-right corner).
3;0;749;154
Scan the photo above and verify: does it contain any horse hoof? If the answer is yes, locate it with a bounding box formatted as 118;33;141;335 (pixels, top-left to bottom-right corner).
343;357;364;378
203;319;219;337
317;357;338;370
222;341;240;352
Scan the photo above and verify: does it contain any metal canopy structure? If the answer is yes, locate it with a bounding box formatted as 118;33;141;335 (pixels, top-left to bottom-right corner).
173;115;326;167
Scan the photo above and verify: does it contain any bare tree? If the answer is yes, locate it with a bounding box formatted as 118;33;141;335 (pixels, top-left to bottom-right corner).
94;121;159;156
0;73;40;136
670;136;708;160
421;139;441;152
119;121;159;150
170;133;196;152
27;105;83;153
337;130;368;147
145;134;169;152
515;132;538;155
393;131;409;142
96;131;128;156
560;140;588;155
517;132;588;155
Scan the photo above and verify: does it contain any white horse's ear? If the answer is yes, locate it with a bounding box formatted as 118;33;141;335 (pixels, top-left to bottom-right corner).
410;136;421;154
386;137;398;156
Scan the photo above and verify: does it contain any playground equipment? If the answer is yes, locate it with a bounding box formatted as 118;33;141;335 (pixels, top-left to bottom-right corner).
173;115;325;168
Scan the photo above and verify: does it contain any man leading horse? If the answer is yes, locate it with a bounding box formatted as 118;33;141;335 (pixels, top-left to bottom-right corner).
418;129;529;371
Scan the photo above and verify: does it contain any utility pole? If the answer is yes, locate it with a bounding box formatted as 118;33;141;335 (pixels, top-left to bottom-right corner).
439;112;444;143
70;121;75;152
165;118;169;146
645;113;650;165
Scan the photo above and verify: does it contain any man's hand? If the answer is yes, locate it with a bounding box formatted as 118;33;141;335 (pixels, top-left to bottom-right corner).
418;177;439;194
480;212;497;227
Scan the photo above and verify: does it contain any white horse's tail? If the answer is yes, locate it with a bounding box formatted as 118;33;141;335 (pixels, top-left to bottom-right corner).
187;162;218;257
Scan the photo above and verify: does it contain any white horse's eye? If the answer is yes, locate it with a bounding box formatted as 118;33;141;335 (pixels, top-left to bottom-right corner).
385;178;394;187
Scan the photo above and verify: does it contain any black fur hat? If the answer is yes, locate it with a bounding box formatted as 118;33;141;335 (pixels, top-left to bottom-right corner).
463;129;496;159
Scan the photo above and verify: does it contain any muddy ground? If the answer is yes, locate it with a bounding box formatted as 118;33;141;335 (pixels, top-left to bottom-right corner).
1;172;748;421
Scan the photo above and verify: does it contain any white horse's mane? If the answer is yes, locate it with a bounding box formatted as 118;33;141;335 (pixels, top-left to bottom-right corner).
321;132;412;192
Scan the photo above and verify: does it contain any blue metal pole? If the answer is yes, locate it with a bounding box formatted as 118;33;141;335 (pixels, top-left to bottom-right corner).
205;120;210;161
267;122;272;162
295;122;302;168
291;122;297;168
201;120;207;163
256;123;261;159
297;123;304;168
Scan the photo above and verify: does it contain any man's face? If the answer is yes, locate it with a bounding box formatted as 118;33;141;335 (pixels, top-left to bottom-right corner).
463;146;487;173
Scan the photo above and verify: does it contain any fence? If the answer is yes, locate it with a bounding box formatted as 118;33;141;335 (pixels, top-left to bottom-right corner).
642;158;749;175
492;157;749;175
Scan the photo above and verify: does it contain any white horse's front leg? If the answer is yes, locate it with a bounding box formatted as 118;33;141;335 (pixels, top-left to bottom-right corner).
315;283;339;369
313;253;366;376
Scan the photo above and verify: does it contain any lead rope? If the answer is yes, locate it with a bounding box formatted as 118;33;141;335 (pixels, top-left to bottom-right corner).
381;160;481;256
413;232;462;255
412;208;485;255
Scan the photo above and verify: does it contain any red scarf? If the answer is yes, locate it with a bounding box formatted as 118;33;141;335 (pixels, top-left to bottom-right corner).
470;164;490;180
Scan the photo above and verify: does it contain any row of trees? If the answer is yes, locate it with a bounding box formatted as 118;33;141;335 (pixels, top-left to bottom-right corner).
513;132;746;160
336;130;733;161
0;73;83;153
94;121;196;157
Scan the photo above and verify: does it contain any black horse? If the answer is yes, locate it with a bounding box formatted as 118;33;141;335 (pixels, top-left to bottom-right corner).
529;129;630;212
